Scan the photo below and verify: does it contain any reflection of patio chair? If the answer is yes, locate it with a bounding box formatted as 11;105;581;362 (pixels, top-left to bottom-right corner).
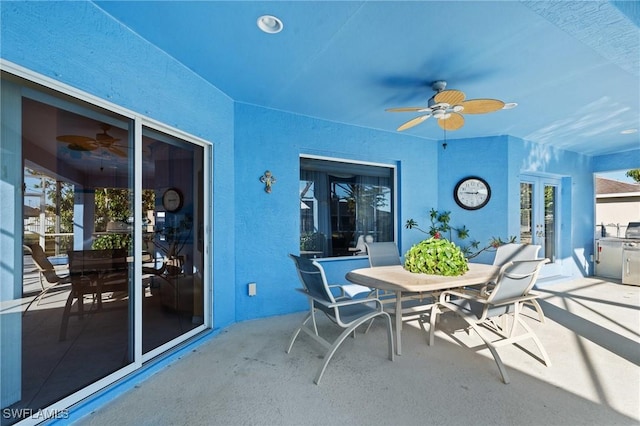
60;249;129;341
353;235;366;255
286;254;394;384
435;259;551;384
23;243;71;315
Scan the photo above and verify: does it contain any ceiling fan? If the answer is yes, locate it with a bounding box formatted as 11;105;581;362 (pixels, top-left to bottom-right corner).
386;80;511;132
57;123;127;157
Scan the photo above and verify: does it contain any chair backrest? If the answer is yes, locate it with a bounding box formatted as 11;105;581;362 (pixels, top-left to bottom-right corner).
492;243;541;266
488;259;548;303
25;243;60;284
365;242;401;267
289;254;335;309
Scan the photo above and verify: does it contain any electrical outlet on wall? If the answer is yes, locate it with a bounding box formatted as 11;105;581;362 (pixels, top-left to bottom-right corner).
248;282;257;296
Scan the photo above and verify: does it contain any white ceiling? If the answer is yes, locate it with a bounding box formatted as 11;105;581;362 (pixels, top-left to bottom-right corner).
94;1;639;157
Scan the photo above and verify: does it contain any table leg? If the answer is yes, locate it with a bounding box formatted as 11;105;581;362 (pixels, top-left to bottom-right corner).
428;304;439;346
395;290;402;355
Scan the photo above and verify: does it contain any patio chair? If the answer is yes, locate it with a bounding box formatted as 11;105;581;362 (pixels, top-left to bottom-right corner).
434;259;551;384
23;243;72;315
492;243;545;322
286;254;394;384
493;243;541;266
366;242;434;319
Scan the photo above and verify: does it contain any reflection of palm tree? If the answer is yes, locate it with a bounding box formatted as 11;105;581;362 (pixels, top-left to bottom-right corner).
337;183;389;238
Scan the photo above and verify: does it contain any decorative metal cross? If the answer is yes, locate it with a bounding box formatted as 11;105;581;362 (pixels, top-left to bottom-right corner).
260;170;276;193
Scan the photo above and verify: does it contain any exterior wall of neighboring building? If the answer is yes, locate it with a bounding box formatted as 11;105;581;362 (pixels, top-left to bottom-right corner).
595;177;640;237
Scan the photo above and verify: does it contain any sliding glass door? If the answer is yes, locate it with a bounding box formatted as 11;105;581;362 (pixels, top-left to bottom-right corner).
1;73;210;425
141;128;205;356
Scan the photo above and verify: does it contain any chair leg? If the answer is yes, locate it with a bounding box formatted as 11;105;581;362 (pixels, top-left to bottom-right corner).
516;317;551;366
486;342;511;384
363;317;375;334
314;323;360;384
527;299;546;323
286;312;313;354
313;312;393;385
382;312;395;362
22;286;51;316
467;322;511;384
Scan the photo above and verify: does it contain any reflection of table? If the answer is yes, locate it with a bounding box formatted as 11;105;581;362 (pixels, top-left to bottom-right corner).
346;263;500;354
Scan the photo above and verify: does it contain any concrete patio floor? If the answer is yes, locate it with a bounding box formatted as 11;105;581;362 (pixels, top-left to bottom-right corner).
74;277;639;426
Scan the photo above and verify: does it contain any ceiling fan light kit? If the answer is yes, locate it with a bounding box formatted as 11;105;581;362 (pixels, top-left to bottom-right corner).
386;80;511;132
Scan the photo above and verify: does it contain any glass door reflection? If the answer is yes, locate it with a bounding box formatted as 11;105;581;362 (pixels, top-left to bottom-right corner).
141;128;204;355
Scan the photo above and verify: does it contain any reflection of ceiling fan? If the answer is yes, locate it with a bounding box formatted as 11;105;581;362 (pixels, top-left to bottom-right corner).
57;124;126;157
386;80;511;131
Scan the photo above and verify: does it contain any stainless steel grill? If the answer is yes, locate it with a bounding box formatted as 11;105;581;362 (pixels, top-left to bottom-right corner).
624;222;640;240
595;222;640;285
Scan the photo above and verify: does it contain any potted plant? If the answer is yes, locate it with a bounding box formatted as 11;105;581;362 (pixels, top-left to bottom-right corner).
148;213;193;276
406;209;516;259
404;234;469;276
404;208;516;275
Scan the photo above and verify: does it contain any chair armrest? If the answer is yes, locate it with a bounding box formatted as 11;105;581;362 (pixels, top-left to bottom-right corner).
479;281;496;296
296;288;384;311
327;284;347;298
439;289;488;304
488;293;540;307
327;297;383;309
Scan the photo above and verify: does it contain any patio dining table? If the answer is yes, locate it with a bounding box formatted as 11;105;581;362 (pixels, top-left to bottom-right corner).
345;263;500;354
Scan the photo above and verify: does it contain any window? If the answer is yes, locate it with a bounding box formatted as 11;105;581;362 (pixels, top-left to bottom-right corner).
300;156;395;258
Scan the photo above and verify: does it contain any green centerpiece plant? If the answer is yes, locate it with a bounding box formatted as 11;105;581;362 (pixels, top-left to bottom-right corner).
404;234;469;276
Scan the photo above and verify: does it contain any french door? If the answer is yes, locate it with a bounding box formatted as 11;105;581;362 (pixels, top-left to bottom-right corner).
520;174;562;277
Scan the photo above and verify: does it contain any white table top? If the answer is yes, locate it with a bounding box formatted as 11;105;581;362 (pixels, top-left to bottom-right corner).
345;263;501;293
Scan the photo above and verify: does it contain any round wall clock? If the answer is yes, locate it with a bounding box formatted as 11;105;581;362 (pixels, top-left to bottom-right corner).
454;177;491;210
162;187;183;212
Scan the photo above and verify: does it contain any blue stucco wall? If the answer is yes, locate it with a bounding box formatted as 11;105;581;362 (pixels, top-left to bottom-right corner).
233;102;438;321
1;1;237;329
437;134;596;278
592;149;640;173
437;135;510;265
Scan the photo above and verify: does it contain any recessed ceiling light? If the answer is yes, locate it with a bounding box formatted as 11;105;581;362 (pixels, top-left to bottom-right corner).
620;128;638;134
257;15;283;34
502;102;518;110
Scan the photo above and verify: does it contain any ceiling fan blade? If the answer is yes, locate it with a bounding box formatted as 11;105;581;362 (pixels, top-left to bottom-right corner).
67;143;94;152
57;135;95;144
96;135;121;146
397;114;432;131
460;98;505;114
385;107;431;113
438;112;464;131
433;89;465;105
108;146;127;157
